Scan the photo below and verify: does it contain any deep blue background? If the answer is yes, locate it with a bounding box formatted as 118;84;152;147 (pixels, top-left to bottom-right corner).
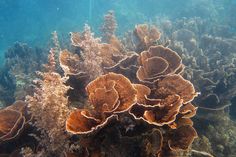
0;0;235;65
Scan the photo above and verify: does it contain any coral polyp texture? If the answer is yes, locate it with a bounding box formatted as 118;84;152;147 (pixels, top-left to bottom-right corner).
0;14;199;156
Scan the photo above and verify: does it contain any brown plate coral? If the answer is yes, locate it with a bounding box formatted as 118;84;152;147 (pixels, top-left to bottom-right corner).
0;12;200;157
0;101;30;143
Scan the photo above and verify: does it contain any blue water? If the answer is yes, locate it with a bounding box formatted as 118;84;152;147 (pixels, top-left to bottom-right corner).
1;1;236;156
1;0;235;65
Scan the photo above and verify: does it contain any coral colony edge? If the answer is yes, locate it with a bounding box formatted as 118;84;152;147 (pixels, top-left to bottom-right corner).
1;11;234;157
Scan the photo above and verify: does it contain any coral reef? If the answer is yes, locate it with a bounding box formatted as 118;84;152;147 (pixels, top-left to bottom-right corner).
160;18;236;111
70;24;104;81
26;48;71;156
0;13;202;157
62;22;198;156
100;10;117;43
123;24;161;53
192;110;236;157
66;71;198;156
158;17;236;157
66;72;137;134
0;100;33;155
0;101;29;143
136;45;183;83
0;42;47;106
0;1;236;155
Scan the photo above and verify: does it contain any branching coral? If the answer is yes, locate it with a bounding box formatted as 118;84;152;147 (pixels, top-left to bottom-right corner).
26;48;71;156
61;25;128;105
70;24;104;81
70;24;125;81
0;7;235;157
0;14;201;157
101;10;117;43
100;10;125;54
59;49;81;75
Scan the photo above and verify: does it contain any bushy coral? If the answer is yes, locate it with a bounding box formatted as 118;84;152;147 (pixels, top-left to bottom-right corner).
64;23;198;155
26;49;71;156
0;13;201;157
70;24;104;81
101;10;117;43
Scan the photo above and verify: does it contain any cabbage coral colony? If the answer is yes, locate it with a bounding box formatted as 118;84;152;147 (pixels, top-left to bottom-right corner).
0;12;199;157
158;17;236;157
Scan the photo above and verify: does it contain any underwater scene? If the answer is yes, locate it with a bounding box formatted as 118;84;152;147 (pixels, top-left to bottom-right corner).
0;0;236;157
